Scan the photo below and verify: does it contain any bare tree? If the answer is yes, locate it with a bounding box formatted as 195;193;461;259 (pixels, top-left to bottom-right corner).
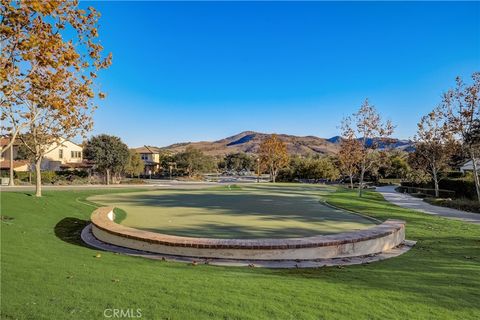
341;99;394;196
410;109;456;197
442;72;480;202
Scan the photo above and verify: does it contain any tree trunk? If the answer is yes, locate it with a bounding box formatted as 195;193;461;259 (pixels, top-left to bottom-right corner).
8;144;14;186
433;173;439;198
271;167;276;183
349;175;353;189
432;165;439;198
105;168;110;185
35;158;42;197
358;164;366;197
470;152;480;203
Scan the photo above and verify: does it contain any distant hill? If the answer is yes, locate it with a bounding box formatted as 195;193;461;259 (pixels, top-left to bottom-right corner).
158;131;414;156
328;136;414;151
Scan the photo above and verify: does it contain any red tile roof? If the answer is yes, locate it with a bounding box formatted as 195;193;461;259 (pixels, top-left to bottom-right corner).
0;138;19;147
0;160;30;169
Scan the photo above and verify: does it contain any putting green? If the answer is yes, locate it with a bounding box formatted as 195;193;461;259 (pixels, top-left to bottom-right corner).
88;184;376;239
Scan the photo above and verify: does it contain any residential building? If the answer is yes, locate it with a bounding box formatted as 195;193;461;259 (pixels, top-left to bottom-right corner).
134;146;162;175
0;137;91;172
0;138;29;172
460;160;480;173
41;138;85;171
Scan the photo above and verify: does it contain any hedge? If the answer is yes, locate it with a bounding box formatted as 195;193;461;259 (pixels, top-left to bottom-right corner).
14;170;89;184
401;178;477;200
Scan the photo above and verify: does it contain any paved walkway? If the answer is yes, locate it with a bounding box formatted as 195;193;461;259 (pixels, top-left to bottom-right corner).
376;186;480;224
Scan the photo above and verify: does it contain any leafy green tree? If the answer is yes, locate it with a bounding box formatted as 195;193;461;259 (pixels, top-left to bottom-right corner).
224;152;254;172
125;150;144;178
84;134;129;185
175;146;216;177
382;151;410;179
279;156;339;182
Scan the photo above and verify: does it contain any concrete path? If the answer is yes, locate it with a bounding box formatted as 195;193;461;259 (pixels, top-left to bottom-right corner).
376;185;480;224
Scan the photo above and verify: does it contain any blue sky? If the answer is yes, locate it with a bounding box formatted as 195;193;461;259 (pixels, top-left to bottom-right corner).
86;1;480;147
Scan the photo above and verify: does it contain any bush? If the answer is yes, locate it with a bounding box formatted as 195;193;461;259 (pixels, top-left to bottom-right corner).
56;170;89;179
439;179;476;200
15;171;31;182
41;171;58;184
401;178;476;200
397;186;456;198
424;198;480;214
13;170;91;185
276;168;294;182
446;171;465;179
120;178;146;185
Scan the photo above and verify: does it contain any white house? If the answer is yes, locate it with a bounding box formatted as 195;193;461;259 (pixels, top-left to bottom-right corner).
460;160;480;173
0;137;89;172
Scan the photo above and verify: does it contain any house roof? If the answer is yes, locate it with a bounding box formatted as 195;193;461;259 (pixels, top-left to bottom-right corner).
1;137;82;148
0;160;30;169
461;160;480;168
134;145;162;154
0;138;20;147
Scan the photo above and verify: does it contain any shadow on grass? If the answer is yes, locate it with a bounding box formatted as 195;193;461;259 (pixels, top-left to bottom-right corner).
54;217;91;249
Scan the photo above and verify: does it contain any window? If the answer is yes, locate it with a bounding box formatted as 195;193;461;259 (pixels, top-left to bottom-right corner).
59;149;63;159
71;151;81;158
141;154;148;160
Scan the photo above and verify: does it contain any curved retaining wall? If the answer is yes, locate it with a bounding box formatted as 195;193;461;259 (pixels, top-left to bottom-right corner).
91;207;406;261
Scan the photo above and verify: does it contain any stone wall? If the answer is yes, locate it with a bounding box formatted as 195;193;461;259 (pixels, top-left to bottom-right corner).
91;207;406;260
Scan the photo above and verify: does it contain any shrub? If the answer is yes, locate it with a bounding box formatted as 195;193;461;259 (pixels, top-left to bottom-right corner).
120;178;146;185
15;171;31;182
40;171;58;184
446;171;465;179
55;170;89;179
401;179;476;200
397;186;456;198
276;168;294;182
439;179;476;200
424;198;480;213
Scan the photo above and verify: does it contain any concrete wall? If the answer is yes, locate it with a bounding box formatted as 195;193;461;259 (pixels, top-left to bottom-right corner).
91;207;406;261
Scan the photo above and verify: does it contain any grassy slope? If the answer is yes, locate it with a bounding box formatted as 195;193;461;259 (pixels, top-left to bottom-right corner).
1;188;479;320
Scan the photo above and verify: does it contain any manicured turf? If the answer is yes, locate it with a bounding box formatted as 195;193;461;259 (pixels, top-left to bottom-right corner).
87;184;375;238
1;185;479;319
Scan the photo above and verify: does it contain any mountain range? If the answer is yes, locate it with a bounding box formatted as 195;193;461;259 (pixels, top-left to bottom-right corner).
158;131;414;156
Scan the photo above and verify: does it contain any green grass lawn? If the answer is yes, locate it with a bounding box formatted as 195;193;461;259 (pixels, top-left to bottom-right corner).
87;184;375;238
1;186;479;319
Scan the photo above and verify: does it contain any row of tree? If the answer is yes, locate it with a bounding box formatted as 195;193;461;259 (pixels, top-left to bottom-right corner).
336;73;479;201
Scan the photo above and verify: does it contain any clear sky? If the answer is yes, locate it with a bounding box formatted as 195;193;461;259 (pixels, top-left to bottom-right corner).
86;1;480;147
